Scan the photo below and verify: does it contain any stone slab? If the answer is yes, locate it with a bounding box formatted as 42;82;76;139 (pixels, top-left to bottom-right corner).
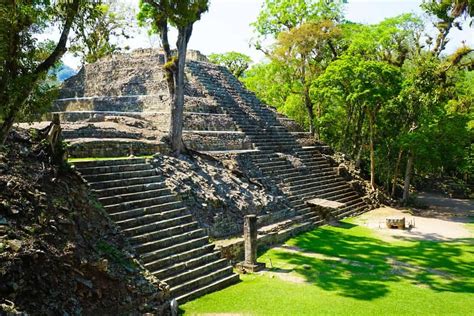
306;198;345;209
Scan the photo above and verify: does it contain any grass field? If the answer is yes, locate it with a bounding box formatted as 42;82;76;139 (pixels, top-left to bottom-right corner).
181;219;474;315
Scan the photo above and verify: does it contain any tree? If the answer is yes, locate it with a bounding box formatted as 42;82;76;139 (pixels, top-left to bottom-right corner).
272;20;342;137
314;56;401;189
0;0;81;145
251;0;343;53
422;0;474;55
138;0;209;155
69;1;134;64
208;52;252;78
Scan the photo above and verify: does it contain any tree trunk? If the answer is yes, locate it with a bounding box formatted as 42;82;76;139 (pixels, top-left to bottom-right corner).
0;111;16;145
156;17;175;96
391;149;404;197
303;86;315;136
169;25;192;155
402;150;414;204
354;108;365;166
367;110;376;190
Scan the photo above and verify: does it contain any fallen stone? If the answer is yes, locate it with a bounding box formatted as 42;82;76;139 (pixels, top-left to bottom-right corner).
7;239;22;252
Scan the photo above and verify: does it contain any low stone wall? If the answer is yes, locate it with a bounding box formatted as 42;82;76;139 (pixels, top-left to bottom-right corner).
217;222;316;263
53;95;169;112
183;131;252;151
68;139;164;158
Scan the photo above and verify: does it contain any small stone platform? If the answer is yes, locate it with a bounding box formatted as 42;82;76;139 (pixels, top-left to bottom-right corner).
306;198;346;209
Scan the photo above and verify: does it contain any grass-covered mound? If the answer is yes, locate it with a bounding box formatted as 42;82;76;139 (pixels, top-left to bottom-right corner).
182;219;474;315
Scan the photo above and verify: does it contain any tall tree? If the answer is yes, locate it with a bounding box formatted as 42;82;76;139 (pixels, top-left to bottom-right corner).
0;0;81;145
272;20;341;137
251;0;343;53
208;52;252;78
314;56;401;189
138;0;209;155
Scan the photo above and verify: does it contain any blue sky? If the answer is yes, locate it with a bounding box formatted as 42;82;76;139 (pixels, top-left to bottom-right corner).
64;0;474;68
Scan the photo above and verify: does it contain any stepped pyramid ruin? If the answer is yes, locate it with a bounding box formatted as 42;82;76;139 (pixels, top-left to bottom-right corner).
45;49;371;303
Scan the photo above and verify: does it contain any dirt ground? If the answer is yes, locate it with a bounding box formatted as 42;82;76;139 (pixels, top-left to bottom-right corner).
355;206;472;242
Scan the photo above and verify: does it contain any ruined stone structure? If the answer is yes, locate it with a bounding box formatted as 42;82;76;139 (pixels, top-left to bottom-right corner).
50;49;370;303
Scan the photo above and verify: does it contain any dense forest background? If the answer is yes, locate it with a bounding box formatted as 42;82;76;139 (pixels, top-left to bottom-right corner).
211;0;473;200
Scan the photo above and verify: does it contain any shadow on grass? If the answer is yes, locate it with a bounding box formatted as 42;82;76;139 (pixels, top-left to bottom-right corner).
272;224;474;301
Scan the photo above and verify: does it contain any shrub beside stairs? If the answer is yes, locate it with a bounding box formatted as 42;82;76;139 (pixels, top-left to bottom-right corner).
73;158;239;304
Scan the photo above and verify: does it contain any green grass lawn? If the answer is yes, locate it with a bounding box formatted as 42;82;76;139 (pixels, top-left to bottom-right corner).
181;220;474;316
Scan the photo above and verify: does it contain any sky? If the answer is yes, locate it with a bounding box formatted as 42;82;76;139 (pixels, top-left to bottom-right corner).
64;0;474;69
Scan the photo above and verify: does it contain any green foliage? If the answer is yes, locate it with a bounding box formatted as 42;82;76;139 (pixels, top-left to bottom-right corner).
208;52;252;78
69;2;134;64
246;1;473;190
0;0;80;138
252;0;344;39
138;0;209;31
96;241;138;271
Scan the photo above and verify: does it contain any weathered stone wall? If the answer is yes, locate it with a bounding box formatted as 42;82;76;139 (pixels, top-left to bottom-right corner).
68;139;164;158
53;95;169;112
182;131;252;151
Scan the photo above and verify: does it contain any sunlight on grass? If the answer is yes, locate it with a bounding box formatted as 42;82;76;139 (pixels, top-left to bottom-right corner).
181;220;474;316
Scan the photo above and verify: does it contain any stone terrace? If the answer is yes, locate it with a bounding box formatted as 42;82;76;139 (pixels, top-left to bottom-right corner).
42;49;371;303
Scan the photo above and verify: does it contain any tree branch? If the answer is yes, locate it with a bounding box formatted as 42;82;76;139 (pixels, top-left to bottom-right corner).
34;0;80;76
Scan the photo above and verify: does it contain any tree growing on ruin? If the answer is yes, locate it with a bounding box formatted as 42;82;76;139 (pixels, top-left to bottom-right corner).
208;52;252;78
138;0;209;155
0;0;82;145
69;1;134;64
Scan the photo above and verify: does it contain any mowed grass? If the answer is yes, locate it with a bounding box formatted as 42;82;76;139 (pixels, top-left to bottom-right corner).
181;219;474;316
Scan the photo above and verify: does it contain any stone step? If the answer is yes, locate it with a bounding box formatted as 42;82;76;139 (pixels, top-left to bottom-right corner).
288;177;344;192
82;169;157;182
254;158;288;167
288;186;352;202
98;188;172;206
130;221;199;245
105;194;177;214
122;214;193;236
153;251;221;280
88;175;163;190
337;203;367;219
141;236;211;264
287;174;340;187
285;170;335;183
258;163;293;173
135;228;206;254
171;265;234;298
93;181;167;198
165;258;229;287
290;182;349;197
73;158;147;168
111;204;186;222
116;206;187;229
175;273;240;305
332;192;360;203
75;163;152;176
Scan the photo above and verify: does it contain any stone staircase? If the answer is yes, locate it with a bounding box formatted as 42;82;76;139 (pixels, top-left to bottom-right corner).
188;61;369;232
73;158;239;304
